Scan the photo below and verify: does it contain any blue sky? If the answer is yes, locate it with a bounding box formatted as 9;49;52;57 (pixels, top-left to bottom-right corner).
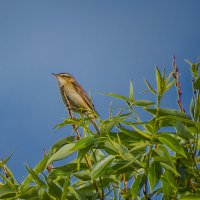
0;1;200;181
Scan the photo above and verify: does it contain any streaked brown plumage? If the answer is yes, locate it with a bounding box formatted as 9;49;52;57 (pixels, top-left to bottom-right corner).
52;73;99;134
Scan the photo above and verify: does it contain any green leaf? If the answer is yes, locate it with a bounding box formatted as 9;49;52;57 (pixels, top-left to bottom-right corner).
48;137;76;156
49;162;88;179
161;178;172;199
185;59;199;78
68;187;84;200
156;66;162;95
25;165;47;188
0;192;17;199
158;134;186;157
1;152;14;166
118;126;151;140
190;97;195;119
195;94;200;121
175;121;193;139
73;170;91;181
163;169;176;188
144;79;157;94
76;184;97;197
180;194;200;200
98;141;118;155
61;180;70;200
130;125;151;139
130;142;147;155
148;162;162;191
129;80;134;101
104;93;130;101
131;174;146;198
0;184;16;199
53;118;81;130
72;136;103;151
22;157;48;187
160;162;180;176
91;155;115;179
162;169;176;199
0;174;17;192
77;146;92;171
184;59;194;66
193;77;200;89
47;143;76;166
100;116;126;135
134;100;154;106
47;180;62;199
145;107;191;120
112;154;141;174
165;79;175;93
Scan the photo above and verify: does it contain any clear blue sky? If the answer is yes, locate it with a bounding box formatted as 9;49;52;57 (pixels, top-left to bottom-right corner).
0;1;200;181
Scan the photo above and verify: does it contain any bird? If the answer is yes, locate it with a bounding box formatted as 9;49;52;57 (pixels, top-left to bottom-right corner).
52;73;100;134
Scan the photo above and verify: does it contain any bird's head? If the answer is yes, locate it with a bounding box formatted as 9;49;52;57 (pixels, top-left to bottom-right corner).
52;73;74;86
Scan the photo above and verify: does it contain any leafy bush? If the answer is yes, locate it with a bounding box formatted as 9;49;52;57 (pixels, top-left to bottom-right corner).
1;57;200;199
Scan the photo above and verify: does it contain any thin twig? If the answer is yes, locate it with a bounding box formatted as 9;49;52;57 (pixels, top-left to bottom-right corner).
172;54;185;112
122;174;127;193
172;55;200;189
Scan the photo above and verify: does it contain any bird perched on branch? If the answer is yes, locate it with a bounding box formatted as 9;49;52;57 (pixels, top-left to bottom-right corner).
52;73;100;134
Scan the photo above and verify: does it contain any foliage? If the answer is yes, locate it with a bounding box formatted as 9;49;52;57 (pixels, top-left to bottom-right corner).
1;58;200;199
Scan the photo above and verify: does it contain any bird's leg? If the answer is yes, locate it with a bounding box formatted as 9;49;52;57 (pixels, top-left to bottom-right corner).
64;94;81;140
86;111;100;135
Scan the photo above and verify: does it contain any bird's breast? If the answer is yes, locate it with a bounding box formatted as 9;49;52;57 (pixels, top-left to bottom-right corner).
62;87;89;111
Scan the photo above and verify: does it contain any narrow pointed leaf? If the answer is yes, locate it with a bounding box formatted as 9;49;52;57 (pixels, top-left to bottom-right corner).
130;125;151;139
22;157;48;187
100;117;126;135
180;194;200;199
148;162;162;191
48;137;76;155
144;80;157;94
156;66;162;94
0;174;16;191
145;108;191;119
118;126;150;140
129;80;134;101
104;93;129;101
72;136;103;151
49;163;88;178
158;134;186;157
194;94;200;121
193;77;200;89
47;180;62;199
190;97;195;119
73;170;91;181
184;59;193;66
175;121;193;139
47;143;76;166
25;165;47;188
68;187;83;200
91;155;115;179
131;174;146;198
61;180;70;200
165;79;175;93
134;100;154;106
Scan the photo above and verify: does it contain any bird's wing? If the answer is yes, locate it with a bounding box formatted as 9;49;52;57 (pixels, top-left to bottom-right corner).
73;81;96;112
60;86;70;108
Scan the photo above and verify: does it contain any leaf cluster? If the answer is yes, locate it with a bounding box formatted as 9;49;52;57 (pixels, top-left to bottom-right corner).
0;59;200;199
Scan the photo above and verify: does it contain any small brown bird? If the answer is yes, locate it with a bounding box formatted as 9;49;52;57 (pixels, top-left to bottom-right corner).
52;73;100;134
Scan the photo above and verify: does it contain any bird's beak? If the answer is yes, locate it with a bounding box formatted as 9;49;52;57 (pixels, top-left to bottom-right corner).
51;73;57;77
